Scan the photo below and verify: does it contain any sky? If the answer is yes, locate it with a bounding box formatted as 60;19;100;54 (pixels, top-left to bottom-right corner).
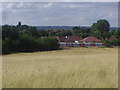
1;2;118;27
2;0;119;2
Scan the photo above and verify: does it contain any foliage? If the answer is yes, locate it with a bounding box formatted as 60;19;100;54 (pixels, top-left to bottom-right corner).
96;19;110;32
72;27;90;38
91;30;101;39
56;29;72;36
2;20;120;54
38;30;49;37
114;30;120;39
91;19;110;40
2;24;60;54
102;40;120;47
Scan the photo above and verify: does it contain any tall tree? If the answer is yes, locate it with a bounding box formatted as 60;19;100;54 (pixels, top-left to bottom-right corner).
96;19;110;32
91;19;110;40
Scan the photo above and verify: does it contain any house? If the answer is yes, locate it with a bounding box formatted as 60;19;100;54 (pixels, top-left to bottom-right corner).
58;36;104;47
57;36;82;42
80;36;101;42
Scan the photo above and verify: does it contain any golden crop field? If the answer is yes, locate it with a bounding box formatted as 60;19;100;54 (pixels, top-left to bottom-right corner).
2;47;118;88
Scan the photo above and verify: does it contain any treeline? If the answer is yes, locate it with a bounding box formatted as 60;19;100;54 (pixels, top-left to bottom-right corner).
90;19;120;47
2;19;120;54
2;23;60;54
34;19;120;47
34;20;119;41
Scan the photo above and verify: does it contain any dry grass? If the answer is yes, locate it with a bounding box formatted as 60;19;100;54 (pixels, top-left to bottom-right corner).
2;47;118;88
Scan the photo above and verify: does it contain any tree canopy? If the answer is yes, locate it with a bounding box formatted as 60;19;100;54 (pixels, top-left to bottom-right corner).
91;19;110;40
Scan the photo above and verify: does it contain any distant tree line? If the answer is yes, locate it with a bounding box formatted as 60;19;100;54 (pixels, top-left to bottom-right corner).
34;20;119;41
36;19;120;47
2;22;60;54
2;19;120;54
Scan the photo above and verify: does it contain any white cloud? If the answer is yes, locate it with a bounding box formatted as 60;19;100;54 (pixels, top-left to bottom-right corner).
2;2;118;26
6;3;15;8
2;2;53;15
17;2;25;8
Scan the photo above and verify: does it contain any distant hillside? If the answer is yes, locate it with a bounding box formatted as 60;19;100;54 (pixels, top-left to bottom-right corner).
35;26;119;30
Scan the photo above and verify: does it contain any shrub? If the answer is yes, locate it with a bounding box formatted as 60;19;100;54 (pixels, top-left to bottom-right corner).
103;40;120;47
2;37;60;54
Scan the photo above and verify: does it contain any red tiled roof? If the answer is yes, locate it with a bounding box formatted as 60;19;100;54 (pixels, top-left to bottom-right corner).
66;36;82;42
80;36;101;42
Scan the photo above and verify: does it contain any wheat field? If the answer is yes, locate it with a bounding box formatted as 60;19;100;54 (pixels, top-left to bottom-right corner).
2;47;118;88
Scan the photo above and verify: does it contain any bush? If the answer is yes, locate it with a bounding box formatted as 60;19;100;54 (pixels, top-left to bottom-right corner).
2;37;60;54
103;40;120;47
2;39;12;54
40;38;60;50
2;25;60;54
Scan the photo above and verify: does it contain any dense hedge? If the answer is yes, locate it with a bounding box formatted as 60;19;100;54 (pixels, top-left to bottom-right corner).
2;25;60;54
2;24;120;54
2;37;60;54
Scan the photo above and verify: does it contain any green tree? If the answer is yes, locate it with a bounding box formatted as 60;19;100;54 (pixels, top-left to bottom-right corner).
2;24;60;54
96;20;110;32
72;26;80;30
114;30;120;39
2;25;20;40
38;30;49;37
91;23;97;31
56;29;72;36
91;30;101;39
91;19;110;40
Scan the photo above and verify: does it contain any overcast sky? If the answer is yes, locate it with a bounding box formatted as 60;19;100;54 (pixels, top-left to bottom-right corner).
2;2;118;27
2;0;119;2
